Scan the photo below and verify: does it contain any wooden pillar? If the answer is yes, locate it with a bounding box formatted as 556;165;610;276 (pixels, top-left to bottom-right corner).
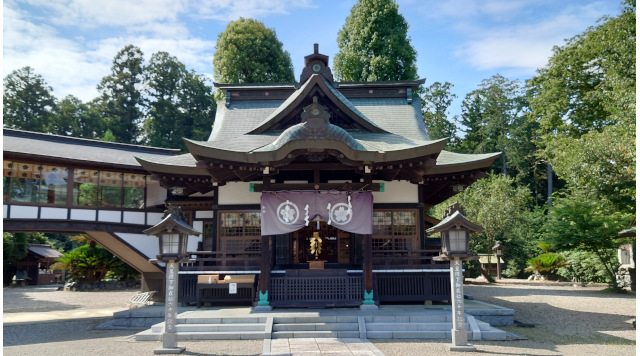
362;234;375;306
257;234;271;308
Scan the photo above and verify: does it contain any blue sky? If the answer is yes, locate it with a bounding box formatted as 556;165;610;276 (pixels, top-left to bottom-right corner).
3;0;622;117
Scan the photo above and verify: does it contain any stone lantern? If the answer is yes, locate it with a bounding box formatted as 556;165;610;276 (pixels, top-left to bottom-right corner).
427;202;483;352
144;205;200;354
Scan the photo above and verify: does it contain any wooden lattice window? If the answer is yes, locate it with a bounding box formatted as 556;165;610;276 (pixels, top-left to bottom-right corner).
218;211;262;252
372;209;418;253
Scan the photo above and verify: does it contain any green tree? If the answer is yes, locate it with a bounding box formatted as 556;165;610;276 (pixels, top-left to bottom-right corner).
430;174;532;279
458;75;527;176
3;66;57;132
97;45;145;144
422;82;459;147
543;191;633;288
334;0;418;81
178;71;216;144
143;53;215;150
213;18;294;86
54;244;124;283
50;95;105;139
143;51;188;148
529;0;635;138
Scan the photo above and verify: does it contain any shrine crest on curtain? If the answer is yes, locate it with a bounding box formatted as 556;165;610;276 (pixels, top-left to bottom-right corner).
260;191;373;235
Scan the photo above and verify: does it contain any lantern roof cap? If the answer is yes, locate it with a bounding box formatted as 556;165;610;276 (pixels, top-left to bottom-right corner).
426;202;483;233
143;206;201;236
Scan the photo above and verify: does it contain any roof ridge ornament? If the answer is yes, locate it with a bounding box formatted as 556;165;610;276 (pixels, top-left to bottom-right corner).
300;43;335;85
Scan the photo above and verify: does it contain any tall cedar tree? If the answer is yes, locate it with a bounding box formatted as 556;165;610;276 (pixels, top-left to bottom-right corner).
144;51;188;149
334;0;418;81
421;82;458;146
213;18;295;86
97;45;145;144
50;95;105;139
144;52;215;150
3;66;56;132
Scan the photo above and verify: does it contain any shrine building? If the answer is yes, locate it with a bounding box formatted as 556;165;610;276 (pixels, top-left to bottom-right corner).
3;45;500;308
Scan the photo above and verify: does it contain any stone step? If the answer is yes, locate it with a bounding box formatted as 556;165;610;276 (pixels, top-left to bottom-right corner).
273;322;359;332
273;316;358;323
366;322;461;332
364;315;450;323
272;330;360;339
367;330;451;339
178;323;265;332
178;331;265;340
180;316;266;324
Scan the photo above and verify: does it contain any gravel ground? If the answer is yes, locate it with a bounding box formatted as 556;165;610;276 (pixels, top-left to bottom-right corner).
3;281;636;355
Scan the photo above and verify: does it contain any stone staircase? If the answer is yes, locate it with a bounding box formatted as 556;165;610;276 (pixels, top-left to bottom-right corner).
135;310;507;341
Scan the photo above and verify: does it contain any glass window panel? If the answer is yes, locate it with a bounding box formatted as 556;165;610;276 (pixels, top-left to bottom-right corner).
100;185;122;207
123;186;145;209
74;169;99;206
39;165;68;204
373;211;392;235
10;162;40;202
393;211;416;236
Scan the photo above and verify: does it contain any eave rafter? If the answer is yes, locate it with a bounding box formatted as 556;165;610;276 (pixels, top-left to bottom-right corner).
151;174;214;195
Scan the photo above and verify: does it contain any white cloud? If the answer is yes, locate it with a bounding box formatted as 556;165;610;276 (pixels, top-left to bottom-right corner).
437;1;615;73
192;0;315;21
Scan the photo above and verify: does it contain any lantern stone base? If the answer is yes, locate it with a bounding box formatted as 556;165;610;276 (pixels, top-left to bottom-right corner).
154;346;186;354
447;344;477;352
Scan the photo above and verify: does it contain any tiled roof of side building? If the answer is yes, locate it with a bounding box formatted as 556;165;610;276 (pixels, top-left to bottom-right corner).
429;150;502;175
3;129;179;169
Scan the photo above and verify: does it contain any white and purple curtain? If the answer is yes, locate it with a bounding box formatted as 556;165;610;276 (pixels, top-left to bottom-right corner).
260;191;373;235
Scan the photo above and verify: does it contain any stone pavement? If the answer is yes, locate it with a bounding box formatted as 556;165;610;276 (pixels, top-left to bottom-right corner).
264;337;384;356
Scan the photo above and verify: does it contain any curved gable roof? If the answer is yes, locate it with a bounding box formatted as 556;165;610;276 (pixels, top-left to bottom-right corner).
249;74;386;134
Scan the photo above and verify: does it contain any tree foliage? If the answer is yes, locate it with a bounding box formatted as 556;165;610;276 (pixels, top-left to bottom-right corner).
96;45;145;144
430;174;533;278
213;18;295;86
334;0;418;81
144;51;215;150
53;244;130;283
542;191;632;288
50;95;105;139
529;0;635;138
422;82;458;146
3;66;56;132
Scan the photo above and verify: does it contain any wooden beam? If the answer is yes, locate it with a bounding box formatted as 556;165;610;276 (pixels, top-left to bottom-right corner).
252;182;381;192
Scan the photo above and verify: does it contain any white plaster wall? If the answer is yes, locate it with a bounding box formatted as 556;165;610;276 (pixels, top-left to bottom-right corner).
3;205;8;219
146;180;167;207
10;205;38;219
70;209;96;221
40;207;68;220
123;211;145;224
115;232;159;260
147;212;164;226
188;220;204;252
98;210;121;223
218;182;261;205
195;210;214;219
372;180;419;203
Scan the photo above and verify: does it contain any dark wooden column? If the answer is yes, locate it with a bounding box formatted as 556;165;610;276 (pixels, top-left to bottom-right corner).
362;234;375;304
257;234;271;306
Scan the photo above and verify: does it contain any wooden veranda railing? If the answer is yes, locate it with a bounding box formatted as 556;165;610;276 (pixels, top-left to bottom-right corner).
371;249;450;269
181;251;261;271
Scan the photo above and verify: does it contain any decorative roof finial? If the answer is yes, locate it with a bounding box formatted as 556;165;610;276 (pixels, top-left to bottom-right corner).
314;43;319;54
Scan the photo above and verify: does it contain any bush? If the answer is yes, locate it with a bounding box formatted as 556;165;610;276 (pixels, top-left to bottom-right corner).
525;253;567;275
557;250;619;283
53;244;138;283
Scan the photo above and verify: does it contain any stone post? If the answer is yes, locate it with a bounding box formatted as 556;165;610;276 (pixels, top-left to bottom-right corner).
449;258;475;352
156;260;185;354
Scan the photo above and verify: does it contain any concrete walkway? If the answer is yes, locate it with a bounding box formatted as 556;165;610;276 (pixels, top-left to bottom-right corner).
3;307;125;324
264;337;384;356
